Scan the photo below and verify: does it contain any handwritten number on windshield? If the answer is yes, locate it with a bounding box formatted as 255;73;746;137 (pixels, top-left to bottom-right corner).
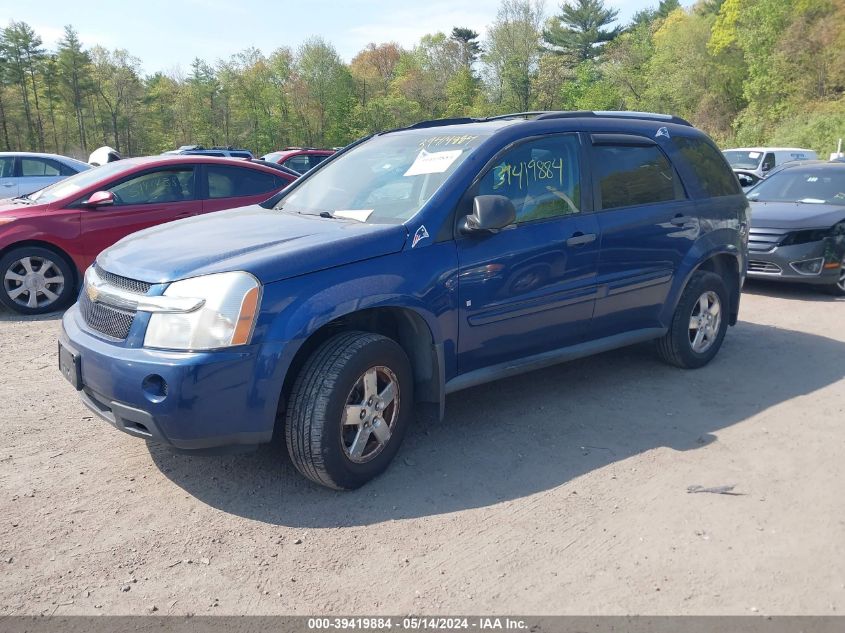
493;158;565;191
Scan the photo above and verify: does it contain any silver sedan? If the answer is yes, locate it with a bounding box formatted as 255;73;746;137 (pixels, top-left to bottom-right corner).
0;152;91;198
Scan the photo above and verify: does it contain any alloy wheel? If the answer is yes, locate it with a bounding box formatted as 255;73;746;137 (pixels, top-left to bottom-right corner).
3;255;66;310
688;290;722;354
341;366;400;464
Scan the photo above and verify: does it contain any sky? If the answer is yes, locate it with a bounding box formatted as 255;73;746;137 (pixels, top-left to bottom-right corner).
0;0;659;74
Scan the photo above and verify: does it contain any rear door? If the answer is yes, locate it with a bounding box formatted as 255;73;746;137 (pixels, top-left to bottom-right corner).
0;156;17;197
18;156;72;196
80;165;202;260
588;134;695;338
201;164;292;213
456;133;600;373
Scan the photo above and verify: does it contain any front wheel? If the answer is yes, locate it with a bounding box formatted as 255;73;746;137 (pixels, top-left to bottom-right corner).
825;258;845;296
656;271;729;369
285;331;413;490
0;246;76;315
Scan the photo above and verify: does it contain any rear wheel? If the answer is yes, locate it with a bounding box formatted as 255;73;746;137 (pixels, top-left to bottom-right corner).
0;246;75;315
285;331;413;490
656;271;729;369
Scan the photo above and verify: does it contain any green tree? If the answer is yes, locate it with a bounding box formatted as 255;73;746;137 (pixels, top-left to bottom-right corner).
484;0;545;111
451;27;482;70
543;0;622;64
56;26;93;152
1;21;47;150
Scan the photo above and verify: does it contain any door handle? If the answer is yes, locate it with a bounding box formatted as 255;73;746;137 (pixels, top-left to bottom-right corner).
566;232;597;247
1;183;14;187
670;215;693;226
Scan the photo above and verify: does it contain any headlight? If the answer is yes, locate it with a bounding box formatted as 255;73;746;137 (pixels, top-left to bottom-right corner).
780;228;831;246
144;272;261;350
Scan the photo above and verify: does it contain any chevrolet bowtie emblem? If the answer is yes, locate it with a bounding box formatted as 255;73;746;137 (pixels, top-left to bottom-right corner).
86;283;99;303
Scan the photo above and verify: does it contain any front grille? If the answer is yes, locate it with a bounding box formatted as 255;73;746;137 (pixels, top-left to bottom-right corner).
748;227;789;252
93;263;153;295
748;260;782;274
79;290;136;340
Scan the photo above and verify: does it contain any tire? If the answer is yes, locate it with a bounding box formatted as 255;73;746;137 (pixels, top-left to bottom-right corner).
825;258;845;296
285;331;413;490
656;271;729;369
0;246;76;315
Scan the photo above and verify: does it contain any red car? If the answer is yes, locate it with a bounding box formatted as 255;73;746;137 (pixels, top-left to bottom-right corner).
0;155;296;314
260;147;335;174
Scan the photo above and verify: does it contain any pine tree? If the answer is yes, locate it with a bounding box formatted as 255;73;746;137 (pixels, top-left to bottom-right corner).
543;0;622;64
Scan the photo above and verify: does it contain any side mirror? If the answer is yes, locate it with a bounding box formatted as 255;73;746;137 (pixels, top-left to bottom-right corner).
461;195;516;234
82;191;115;208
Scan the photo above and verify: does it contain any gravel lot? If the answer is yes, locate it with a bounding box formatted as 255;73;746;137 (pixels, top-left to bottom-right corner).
1;281;843;616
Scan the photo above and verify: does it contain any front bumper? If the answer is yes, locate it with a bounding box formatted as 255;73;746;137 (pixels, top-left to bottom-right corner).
746;239;841;285
60;303;288;450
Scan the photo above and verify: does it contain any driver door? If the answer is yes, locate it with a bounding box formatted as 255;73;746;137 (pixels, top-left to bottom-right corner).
81;166;202;261
455;133;600;374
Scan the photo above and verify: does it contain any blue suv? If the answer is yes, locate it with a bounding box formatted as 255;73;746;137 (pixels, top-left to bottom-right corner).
59;111;749;489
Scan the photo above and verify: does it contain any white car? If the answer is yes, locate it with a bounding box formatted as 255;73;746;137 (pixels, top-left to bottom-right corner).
723;146;818;180
0;152;91;198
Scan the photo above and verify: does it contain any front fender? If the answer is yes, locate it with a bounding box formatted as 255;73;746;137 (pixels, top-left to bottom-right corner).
251;243;459;409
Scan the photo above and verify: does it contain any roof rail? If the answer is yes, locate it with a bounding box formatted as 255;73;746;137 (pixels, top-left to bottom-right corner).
535;110;692;126
389;110;693;135
483;111;549;121
406;117;480;129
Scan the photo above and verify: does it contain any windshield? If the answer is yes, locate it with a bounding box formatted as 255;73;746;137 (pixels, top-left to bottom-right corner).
274;131;491;223
28;162;129;204
723;150;763;170
747;167;845;205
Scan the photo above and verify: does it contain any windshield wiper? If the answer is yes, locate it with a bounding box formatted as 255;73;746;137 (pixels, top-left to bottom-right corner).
11;196;34;205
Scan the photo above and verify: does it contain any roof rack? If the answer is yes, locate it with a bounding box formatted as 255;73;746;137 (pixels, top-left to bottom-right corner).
534;110;692;126
399;110;692;132
406;117;479;129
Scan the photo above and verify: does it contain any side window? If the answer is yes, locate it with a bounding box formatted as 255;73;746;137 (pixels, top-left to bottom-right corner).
57;161;79;176
108;168;195;205
477;135;581;223
230;151;252;159
206;165;281;199
309;155;329;169
593;144;684;210
283;155;311;173
21;157;61;177
762;153;776;171
672;136;742;197
0;157;14;178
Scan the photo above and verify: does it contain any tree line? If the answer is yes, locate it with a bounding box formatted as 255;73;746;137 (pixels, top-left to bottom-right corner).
1;0;843;160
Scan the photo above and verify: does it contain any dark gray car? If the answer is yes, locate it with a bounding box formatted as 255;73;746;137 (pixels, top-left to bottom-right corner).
746;161;845;295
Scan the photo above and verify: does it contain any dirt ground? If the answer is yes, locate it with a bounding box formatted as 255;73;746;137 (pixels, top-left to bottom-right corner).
0;280;843;616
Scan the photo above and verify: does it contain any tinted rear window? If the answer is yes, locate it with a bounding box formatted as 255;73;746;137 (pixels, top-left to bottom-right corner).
593;145;684;210
676;137;741;197
207;165;283;198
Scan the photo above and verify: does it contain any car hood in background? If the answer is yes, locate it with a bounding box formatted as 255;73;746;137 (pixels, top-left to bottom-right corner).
749;201;845;229
97;205;408;284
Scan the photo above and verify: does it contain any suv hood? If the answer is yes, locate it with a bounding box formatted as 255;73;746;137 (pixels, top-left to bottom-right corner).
97;205;408;284
749;201;845;230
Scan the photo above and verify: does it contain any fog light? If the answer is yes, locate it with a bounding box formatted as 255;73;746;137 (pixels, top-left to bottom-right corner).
789;257;824;275
142;374;168;403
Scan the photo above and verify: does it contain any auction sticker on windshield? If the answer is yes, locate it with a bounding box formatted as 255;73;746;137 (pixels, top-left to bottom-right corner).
404;149;462;176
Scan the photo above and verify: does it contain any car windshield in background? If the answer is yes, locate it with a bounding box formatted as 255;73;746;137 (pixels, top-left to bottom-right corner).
723;150;762;170
28;162;129;204
275;131;491;223
747;167;845;205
